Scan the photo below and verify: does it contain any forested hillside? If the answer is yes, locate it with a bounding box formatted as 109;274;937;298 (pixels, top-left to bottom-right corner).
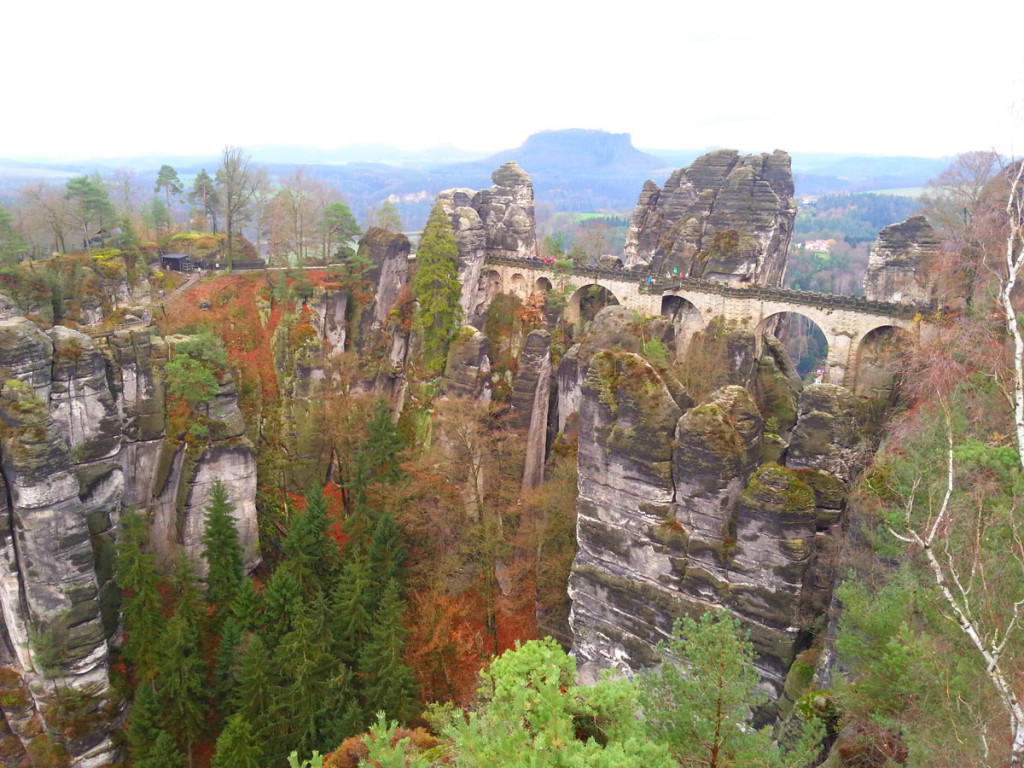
0;147;1021;768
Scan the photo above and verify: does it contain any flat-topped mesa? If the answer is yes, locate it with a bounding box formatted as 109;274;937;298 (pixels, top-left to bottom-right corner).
624;149;796;286
862;214;941;304
436;162;538;325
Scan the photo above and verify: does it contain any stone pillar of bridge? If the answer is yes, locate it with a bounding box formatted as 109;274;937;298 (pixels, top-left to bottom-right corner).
823;333;854;386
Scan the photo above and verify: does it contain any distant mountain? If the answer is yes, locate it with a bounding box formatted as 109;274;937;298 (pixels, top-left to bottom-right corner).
478;129;664;175
0;131;957;228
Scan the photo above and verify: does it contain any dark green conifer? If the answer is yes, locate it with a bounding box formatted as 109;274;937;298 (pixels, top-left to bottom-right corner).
211;713;264;768
137;730;185;768
412;202;463;374
329;556;374;665
214;616;242;710
367;510;406;598
126;680;164;764
156;609;207;761
202;478;245;609
358;579;418;723
116;510;162;680
261;564;304;648
354;397;403;488
169;552;204;632
233;633;276;727
282;485;339;597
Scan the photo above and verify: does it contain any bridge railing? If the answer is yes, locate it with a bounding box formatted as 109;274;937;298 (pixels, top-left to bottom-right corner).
481;255;929;319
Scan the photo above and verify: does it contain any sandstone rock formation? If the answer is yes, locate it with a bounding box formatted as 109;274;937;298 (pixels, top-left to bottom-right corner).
443;328;492;401
862;214;940;304
568;341;860;709
0;299;260;764
623;149;796;285
436;162;538;326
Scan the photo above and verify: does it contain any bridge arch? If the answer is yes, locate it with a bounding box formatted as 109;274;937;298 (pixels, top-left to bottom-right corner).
566;283;621;327
756;311;829;382
509;273;528;299
661;295;706;352
535;276;553;294
851;324;913;399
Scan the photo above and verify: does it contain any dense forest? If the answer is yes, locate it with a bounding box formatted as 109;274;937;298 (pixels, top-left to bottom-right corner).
0;147;1022;768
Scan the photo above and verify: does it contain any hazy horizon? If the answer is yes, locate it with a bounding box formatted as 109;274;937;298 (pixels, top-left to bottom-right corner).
4;0;1021;163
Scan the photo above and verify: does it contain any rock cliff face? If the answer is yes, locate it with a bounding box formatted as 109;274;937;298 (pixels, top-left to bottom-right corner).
437;162;538;326
567;310;859;709
862;214;940;304
0;297;260;764
623;149;796;285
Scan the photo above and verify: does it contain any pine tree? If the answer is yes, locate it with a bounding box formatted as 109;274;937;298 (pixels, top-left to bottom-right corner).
137;730;186;768
212;713;264;768
214;616;242;710
156;609;207;762
367;510;406;599
358;579;418;723
116;510;162;680
229;577;264;632
126;680;164;764
354;397;404;488
329;556;374;665
202;478;245;610
412;203;463;374
282;486;339;597
267;605;342;760
233;634;276;728
170;552;205;631
262;563;304;648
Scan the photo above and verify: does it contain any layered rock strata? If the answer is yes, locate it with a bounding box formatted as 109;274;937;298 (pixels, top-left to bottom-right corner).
623;149;796;284
436;162;538;326
862;215;940;304
0;299;260;764
568;344;859;706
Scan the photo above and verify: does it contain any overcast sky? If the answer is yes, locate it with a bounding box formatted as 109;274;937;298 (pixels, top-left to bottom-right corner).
3;0;1021;161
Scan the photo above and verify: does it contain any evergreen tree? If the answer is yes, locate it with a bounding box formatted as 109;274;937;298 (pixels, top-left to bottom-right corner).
367;510;406;598
170;551;204;632
412;203;462;374
116;510;162;680
190;168;220;233
358;579;418;723
267;605;344;760
202;478;245;610
638;611;819;768
212;713;264;768
214;616;243;710
229;577;264;632
65;174;115;254
156;609;207;762
262;563;304;647
137;730;186;768
126;680;164;764
233;633;276;728
281;486;338;596
0;202;28;264
353;397;404;495
155;164;184;216
329;555;374;665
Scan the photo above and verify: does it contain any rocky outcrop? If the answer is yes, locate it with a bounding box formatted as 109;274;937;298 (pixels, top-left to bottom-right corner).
0;300;260;763
510;330;552;490
623;149;796;285
568;352;863;708
443;328;492;401
437;163;538;326
863;215;940;304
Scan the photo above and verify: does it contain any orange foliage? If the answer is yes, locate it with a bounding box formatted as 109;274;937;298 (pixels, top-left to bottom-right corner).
324;727;441;768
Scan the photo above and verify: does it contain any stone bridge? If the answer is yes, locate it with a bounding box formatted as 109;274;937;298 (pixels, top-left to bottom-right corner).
480;255;931;388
